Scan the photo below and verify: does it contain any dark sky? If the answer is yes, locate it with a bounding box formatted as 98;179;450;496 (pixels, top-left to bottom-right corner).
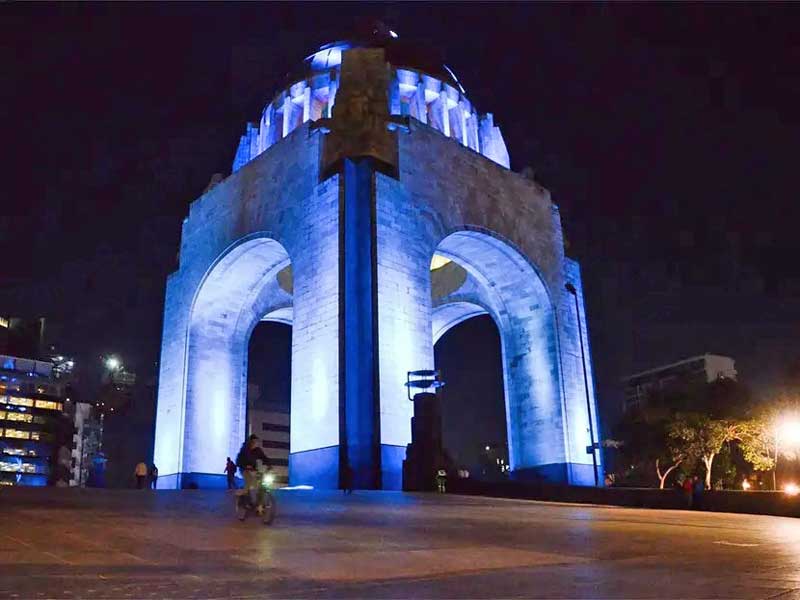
2;3;800;448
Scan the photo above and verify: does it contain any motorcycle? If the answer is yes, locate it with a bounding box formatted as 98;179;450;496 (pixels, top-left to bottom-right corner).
235;465;276;525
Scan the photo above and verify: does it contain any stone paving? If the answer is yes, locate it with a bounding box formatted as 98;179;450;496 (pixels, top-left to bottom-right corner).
1;488;799;598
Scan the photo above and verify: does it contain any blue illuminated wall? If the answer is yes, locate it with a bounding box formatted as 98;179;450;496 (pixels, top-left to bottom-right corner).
154;45;602;490
153;127;342;489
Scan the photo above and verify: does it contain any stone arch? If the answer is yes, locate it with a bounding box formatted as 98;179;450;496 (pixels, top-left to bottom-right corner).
430;228;565;477
261;305;293;326
182;233;292;480
431;301;489;345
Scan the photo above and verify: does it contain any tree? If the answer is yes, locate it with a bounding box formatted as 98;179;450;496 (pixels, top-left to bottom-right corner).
738;417;777;486
668;413;740;489
738;396;800;490
655;450;684;490
607;407;685;489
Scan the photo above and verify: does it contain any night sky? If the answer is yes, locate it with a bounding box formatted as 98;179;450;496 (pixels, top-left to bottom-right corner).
2;4;799;469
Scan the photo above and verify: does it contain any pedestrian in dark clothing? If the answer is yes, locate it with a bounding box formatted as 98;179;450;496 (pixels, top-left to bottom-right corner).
682;476;693;508
150;464;158;489
342;463;354;494
225;457;237;489
692;475;704;510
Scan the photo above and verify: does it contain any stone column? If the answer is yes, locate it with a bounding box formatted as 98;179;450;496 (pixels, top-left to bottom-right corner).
282;93;293;138
340;159;381;489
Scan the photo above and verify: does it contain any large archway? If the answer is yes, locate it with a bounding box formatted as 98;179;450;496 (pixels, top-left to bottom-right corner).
429;229;564;478
246;318;292;487
181;235;292;486
434;313;509;479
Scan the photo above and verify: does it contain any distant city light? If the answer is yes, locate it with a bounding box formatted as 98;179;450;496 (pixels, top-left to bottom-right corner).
784;482;799;496
742;480;751;491
389;30;399;39
104;356;121;371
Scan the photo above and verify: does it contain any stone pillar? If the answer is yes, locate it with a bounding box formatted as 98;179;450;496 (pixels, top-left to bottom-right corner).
374;174;434;489
389;74;401;116
415;81;428;124
302;85;311;123
327;72;338;118
288;175;342;488
560;258;603;485
282;94;292;138
340;159;381;489
439;90;450;138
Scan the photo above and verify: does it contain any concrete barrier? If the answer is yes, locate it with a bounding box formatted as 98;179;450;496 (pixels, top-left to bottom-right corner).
448;479;800;518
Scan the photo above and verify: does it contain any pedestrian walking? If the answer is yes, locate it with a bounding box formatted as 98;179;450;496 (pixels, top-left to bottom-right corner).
150;464;158;489
436;468;447;493
134;461;148;489
224;457;237;489
692;475;705;510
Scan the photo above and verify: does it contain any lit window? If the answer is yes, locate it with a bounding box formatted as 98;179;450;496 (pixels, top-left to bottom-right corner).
34;400;61;411
30;431;40;441
0;317;8;328
0;411;4;420
4;429;30;440
8;397;34;408
2;447;30;457
5;412;32;423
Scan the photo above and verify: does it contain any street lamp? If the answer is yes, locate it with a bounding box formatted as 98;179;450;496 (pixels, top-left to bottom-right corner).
104;356;121;371
776;417;800;448
773;415;800;491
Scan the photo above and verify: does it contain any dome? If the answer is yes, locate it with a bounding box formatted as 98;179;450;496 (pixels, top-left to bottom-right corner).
301;35;465;94
232;26;509;173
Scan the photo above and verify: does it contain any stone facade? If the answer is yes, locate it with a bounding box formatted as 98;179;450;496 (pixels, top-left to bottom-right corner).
153;41;602;489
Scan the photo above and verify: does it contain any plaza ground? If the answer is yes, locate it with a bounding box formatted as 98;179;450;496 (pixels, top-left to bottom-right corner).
1;488;799;599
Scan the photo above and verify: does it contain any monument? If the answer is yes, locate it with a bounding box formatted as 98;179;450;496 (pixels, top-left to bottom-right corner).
153;29;602;489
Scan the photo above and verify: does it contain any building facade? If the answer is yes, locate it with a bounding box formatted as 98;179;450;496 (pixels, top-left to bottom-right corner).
622;354;737;413
154;33;602;489
0;354;72;486
247;405;290;487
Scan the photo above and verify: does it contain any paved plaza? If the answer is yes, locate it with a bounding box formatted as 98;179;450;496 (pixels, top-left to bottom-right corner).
1;488;799;599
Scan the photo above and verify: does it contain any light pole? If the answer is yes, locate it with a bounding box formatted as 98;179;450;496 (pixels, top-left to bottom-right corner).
99;354;123;453
565;282;599;486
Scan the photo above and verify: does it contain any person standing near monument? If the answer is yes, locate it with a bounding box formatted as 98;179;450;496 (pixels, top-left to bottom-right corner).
692;475;705;510
225;457;237;489
682;475;693;508
134;461;148;489
436;469;447;493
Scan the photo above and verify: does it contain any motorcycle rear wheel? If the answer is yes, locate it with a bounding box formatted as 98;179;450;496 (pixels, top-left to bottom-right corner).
261;491;276;525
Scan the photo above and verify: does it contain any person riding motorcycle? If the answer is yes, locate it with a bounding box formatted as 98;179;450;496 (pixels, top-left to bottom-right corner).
236;434;272;506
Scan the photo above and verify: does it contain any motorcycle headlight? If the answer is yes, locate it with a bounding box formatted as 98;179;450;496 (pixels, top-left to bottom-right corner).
263;473;275;486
